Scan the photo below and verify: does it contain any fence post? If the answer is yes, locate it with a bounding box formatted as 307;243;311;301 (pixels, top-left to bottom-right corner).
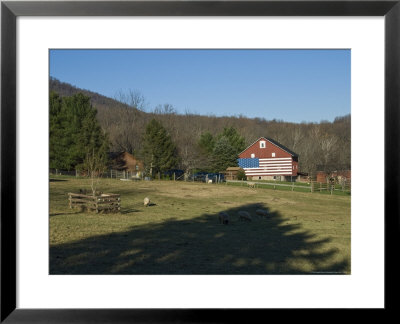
174;172;175;181
95;196;99;213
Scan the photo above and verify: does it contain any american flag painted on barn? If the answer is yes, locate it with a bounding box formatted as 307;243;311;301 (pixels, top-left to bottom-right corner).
237;158;260;168
238;157;294;176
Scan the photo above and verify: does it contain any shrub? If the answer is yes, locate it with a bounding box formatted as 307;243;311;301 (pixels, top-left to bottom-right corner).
237;168;247;181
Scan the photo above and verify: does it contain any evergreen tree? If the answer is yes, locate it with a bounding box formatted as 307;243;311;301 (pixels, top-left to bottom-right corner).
211;136;238;172
198;132;215;155
217;126;246;153
141;119;178;176
197;127;245;172
196;131;215;171
49;92;65;169
62;93;96;168
49;92;109;171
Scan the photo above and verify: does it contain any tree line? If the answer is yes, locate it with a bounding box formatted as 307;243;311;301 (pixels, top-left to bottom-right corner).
49;78;351;177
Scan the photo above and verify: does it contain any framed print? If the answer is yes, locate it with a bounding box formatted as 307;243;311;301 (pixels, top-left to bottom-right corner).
1;0;399;322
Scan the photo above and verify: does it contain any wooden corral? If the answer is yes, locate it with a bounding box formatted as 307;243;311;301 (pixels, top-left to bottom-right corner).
68;192;121;213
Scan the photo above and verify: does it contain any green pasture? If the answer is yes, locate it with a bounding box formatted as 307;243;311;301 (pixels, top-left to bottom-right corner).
226;180;350;196
50;176;351;275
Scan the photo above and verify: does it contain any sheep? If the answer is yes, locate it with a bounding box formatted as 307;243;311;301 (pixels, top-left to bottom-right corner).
256;209;269;217
238;210;252;222
247;182;256;189
144;197;150;207
208;179;213;184
218;211;230;225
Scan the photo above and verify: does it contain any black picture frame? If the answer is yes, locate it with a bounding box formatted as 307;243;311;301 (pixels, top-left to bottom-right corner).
1;0;399;322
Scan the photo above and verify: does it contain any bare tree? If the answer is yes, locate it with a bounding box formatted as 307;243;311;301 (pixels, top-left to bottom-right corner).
83;148;108;196
114;89;147;111
153;103;177;115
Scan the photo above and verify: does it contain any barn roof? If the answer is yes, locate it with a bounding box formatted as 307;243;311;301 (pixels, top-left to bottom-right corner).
226;167;241;171
239;137;299;157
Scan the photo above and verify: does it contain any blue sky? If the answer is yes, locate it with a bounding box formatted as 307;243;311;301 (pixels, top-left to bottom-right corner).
50;49;350;123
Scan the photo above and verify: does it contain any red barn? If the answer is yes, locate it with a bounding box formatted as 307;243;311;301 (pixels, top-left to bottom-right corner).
238;137;299;181
109;151;144;173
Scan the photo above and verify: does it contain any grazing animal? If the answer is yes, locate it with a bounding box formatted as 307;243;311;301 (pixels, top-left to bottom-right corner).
247;182;256;189
256;209;269;217
238;211;252;222
218;212;230;225
208;179;213;184
144;197;150;207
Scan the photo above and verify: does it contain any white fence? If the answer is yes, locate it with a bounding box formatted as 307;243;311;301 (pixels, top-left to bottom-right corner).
226;179;351;195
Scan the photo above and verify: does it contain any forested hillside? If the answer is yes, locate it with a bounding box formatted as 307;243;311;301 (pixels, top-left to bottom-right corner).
49;78;350;176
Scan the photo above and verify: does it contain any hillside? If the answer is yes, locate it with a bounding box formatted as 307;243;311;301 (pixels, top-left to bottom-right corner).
50;77;138;113
49;78;351;175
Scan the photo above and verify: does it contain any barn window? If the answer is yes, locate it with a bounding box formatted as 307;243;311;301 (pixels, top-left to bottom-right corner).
251;153;255;158
260;141;266;148
272;152;276;157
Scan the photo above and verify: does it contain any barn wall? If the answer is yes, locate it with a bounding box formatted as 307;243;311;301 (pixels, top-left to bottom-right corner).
238;138;298;177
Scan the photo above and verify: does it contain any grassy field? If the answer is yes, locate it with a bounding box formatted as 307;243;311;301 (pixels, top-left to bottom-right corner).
50;176;351;275
226;180;351;196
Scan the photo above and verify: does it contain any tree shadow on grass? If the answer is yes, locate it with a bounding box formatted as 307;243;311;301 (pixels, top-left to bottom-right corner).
50;211;82;217
50;203;350;275
120;208;140;214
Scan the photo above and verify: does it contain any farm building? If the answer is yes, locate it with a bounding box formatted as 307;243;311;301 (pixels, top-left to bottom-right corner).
296;172;311;183
238;137;299;181
222;167;242;180
316;169;351;183
109;151;144;177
